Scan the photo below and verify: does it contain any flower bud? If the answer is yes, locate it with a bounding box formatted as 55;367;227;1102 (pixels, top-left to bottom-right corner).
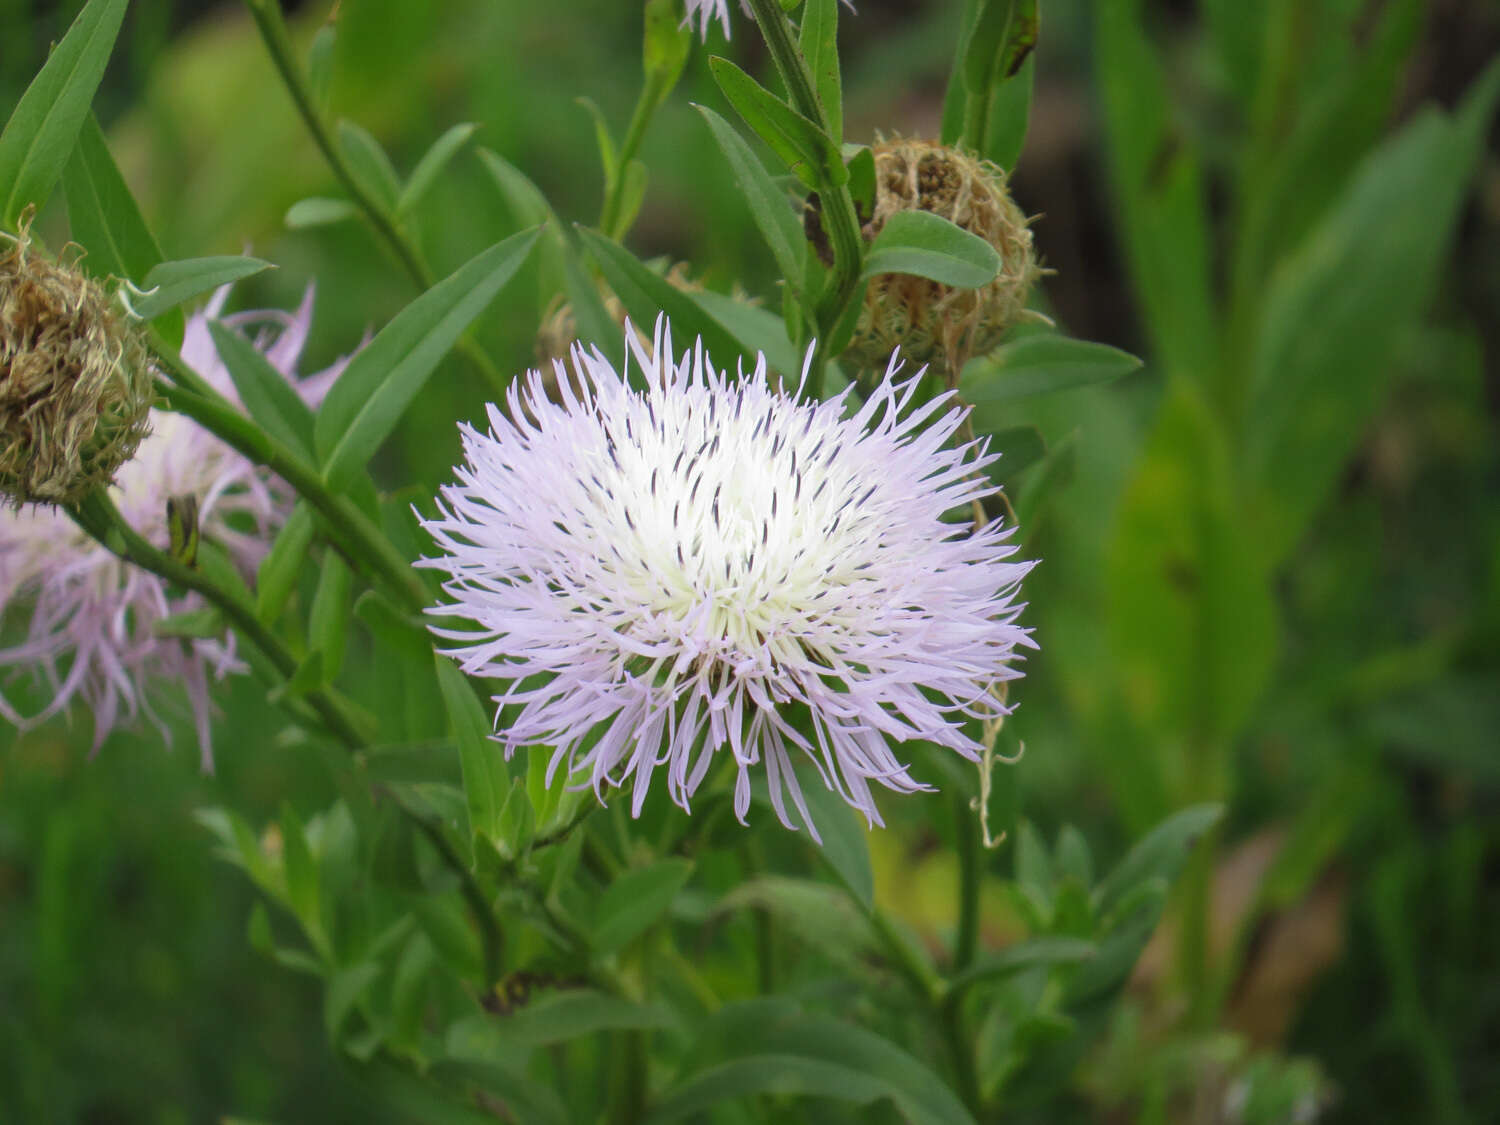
845;139;1040;375
0;224;153;506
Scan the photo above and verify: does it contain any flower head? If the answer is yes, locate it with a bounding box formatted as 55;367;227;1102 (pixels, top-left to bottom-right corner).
423;318;1035;837
0;223;153;506
846;139;1040;375
0;286;345;765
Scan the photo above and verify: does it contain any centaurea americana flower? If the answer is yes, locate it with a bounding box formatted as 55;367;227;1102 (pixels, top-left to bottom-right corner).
423;318;1035;836
0;286;345;765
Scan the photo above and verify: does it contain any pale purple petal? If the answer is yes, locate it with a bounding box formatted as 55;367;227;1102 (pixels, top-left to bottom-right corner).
421;316;1035;838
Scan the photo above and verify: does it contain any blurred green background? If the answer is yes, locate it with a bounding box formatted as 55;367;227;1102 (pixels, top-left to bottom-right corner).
2;0;1497;1121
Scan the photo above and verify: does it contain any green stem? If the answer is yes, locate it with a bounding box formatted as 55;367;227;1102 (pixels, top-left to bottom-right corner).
243;0;428;290
960;89;990;156
608;1028;649;1125
743;0;864;401
149;340;430;614
952;789;981;973
869;907;942;1004
939;990;984;1117
66;489;366;748
242;0;506;394
599;76;665;239
412;814;503;990
69;492;506;995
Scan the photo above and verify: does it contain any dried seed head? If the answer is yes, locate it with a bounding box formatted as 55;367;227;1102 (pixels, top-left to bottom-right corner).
845;139;1040;375
0;224;153;506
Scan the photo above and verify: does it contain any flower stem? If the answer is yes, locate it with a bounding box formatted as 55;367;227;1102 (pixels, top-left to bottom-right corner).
599;76;665;240
952;788;981;972
149;339;430;615
242;0;506;394
742;0;864;401
869;906;942;1004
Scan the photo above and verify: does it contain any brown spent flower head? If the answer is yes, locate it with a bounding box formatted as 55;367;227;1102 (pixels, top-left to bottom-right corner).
845;139;1040;376
1;223;153;506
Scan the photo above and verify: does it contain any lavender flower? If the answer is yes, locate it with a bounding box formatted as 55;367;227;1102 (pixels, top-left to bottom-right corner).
423;318;1035;836
0;286;345;766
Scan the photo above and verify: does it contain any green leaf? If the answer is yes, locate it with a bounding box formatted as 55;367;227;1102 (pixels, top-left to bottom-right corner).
694;105;806;289
132;256;275;321
305;23;337;109
256;502;315;623
795;776;874;910
652;1002;976;1125
986;425;1046;483
576;96;618;188
151;607;225;640
845;144;875;218
964;334;1141;403
1093;803;1223;917
575;227;745;367
863;210;1000;287
709;56;845;192
315;228;539;490
1245;58;1500;564
435;656;508;850
427;1058;569;1125
799;0;843;145
336;119;402;215
448;991;672;1056
643;0;692;100
591;858;694;955
1096;0;1216;376
0;0;128;229
64;114;163;284
285;197;360;229
324;962;380;1042
308;554;354;681
398;122;478;215
718;876;877;973
609;158;649;241
685;287;801;378
280;804;321;938
983;53;1034;171
1105;380;1278;823
208;320;317;457
948;936;1096;991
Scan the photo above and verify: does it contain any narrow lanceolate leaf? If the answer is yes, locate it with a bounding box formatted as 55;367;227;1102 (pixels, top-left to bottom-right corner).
0;0;128;229
208;320;316;457
591;859;694;955
863;210;1001;287
285;197;360;229
132;256;275;321
799;0;843;145
709;56;845;192
650;1002;976;1125
1093;802;1224;916
948;936;1096;991
695;105;806;288
576;227;746;367
964;334;1142;403
336;119;402;214
64;114;163;284
315;227;540;490
256;502;316;623
399;122;478;215
435;656;509;850
1245;58;1500;564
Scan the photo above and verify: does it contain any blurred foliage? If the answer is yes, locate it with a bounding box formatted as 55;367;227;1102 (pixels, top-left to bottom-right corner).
2;0;1498;1122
